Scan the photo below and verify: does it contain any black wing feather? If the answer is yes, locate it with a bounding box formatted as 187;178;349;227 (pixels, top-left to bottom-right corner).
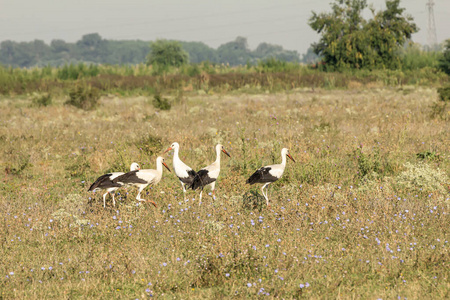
246;167;278;185
190;169;215;190
179;169;197;185
113;170;147;185
88;173;122;191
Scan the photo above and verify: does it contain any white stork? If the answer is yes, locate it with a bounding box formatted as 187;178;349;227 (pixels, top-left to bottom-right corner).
88;162;140;208
190;143;230;203
113;156;171;207
164;142;196;200
246;148;295;206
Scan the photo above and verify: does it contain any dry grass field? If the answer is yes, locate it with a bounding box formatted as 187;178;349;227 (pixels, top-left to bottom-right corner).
0;87;449;299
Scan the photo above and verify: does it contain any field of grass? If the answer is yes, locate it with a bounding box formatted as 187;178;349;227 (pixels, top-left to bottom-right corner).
0;86;449;298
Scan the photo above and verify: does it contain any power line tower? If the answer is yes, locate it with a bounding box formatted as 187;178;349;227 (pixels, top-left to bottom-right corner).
426;0;437;46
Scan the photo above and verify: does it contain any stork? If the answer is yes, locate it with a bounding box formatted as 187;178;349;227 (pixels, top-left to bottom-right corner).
88;162;140;208
246;148;295;206
114;156;171;207
164;142;196;200
190;144;230;203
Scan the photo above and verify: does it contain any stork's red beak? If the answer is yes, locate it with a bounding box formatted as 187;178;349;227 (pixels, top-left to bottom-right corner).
163;162;171;172
222;149;231;158
287;154;295;163
163;147;172;154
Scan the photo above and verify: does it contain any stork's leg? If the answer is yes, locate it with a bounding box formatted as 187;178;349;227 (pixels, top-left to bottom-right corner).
210;182;216;199
136;187;157;208
181;181;187;200
103;192;108;208
261;183;270;206
136;187;146;202
112;193;116;207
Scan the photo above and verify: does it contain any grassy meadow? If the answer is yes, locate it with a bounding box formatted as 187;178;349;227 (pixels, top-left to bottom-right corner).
0;86;449;299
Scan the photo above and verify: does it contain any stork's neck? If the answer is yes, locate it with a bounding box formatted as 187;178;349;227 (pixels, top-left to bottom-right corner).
215;147;221;164
173;146;180;161
280;152;287;167
156;160;164;175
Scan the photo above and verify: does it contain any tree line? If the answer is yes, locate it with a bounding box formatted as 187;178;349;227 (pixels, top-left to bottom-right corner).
0;34;303;68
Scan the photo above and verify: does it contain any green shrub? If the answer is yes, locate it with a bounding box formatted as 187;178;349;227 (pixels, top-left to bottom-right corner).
438;39;450;75
437;85;450;102
66;84;100;110
31;92;52;107
152;94;171;110
430;85;449;119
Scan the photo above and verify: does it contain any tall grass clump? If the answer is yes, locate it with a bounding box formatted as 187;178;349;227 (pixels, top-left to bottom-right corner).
57;63;100;80
66;83;100;110
31;92;52;107
151;93;171;110
400;44;440;70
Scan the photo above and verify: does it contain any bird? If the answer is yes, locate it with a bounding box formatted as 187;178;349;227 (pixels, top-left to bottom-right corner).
190;144;231;203
246;148;295;206
164;142;196;201
113;156;171;207
88;162;140;208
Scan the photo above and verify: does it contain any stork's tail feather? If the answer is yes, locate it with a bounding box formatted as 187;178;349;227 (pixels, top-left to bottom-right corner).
189;175;203;190
246;170;261;185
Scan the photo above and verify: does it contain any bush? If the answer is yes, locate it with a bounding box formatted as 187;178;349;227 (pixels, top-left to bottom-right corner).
437;85;450;102
152;94;171;110
438;39;450;75
31;92;52;107
66;84;100;110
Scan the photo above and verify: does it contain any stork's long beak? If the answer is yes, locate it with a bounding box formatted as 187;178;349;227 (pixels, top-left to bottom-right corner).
163;147;172;154
163;162;171;172
287;153;295;163
222;149;231;158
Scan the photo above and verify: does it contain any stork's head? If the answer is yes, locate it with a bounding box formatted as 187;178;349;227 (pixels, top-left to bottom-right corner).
216;143;231;158
282;148;295;163
130;162;141;171
164;142;179;154
157;156;171;172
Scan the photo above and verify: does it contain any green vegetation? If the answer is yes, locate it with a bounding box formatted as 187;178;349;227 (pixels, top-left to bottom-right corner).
0;62;448;97
66;84;101;110
151;94;171;111
0;34;300;68
438;39;450;75
147;40;189;74
1;87;448;298
309;0;417;70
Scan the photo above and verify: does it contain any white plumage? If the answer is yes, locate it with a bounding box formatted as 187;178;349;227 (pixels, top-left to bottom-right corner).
114;157;170;207
190;143;231;203
164;142;196;200
88;162;140;208
246;148;295;206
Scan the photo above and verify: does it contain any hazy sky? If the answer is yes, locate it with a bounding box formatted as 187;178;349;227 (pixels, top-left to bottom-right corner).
1;0;449;54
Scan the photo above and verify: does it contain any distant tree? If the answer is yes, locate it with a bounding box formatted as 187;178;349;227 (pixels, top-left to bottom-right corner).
309;0;417;70
0;41;16;66
76;33;110;63
217;36;252;65
146;39;189;72
301;47;320;64
51;39;70;53
254;43;300;62
438;39;450;75
180;41;218;64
